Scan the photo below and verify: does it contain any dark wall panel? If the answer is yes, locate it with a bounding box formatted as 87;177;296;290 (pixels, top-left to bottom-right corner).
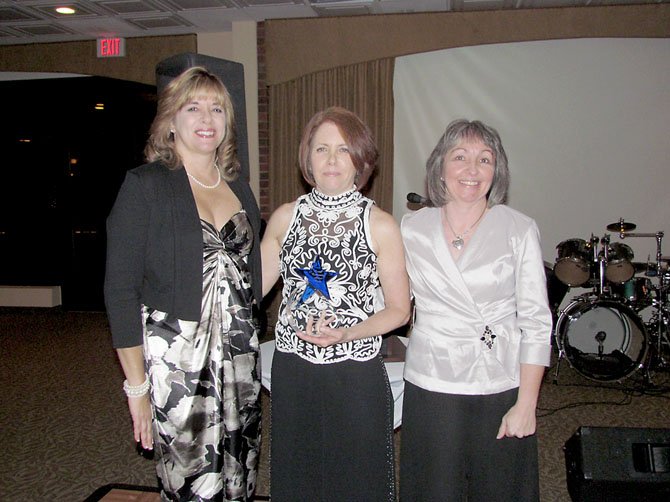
0;76;156;310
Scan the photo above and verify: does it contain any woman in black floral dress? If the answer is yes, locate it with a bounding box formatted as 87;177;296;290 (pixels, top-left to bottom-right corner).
105;66;262;501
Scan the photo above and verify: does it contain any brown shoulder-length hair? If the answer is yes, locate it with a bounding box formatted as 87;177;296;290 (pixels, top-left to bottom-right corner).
298;107;378;189
144;66;240;180
426;119;510;208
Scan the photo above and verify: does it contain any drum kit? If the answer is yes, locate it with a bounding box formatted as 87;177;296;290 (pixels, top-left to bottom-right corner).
553;218;670;384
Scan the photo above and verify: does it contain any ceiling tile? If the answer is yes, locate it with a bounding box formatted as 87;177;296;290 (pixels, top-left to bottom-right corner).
164;0;235;9
31;1;104;18
97;0;167;15
125;13;192;28
13;23;75;35
0;7;38;22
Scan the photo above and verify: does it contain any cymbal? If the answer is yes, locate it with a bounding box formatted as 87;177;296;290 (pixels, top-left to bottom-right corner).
606;220;636;232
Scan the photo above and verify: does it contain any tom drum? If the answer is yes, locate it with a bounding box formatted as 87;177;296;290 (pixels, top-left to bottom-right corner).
610;276;652;309
555;239;591;287
605;242;635;284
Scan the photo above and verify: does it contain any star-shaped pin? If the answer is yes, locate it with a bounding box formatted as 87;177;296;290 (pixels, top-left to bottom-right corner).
295;256;337;304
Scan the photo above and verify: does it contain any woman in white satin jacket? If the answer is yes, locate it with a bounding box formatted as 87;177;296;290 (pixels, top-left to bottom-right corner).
399;119;552;502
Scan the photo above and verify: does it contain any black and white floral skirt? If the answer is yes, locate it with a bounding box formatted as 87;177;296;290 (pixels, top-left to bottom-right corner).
142;215;261;501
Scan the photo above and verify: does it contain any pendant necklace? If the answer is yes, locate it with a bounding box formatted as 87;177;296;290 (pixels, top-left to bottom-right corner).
444;205;487;250
186;160;221;189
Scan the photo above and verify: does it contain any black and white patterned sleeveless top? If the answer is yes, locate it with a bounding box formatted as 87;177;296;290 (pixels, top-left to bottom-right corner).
275;187;384;364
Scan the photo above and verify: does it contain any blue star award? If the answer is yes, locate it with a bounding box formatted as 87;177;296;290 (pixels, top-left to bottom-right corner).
285;256;339;335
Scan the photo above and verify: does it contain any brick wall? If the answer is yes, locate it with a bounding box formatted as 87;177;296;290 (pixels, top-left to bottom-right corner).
257;21;270;222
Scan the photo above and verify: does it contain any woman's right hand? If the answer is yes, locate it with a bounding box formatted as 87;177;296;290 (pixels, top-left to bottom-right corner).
128;393;153;450
296;312;341;347
116;346;153;450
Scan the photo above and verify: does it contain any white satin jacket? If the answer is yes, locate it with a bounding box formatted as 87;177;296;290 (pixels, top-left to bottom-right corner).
401;204;552;395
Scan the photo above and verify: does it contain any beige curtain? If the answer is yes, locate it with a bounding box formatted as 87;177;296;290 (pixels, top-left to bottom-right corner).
268;58;395;213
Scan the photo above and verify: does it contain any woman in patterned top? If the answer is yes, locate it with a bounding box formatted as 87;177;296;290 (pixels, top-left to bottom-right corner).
261;107;411;501
105;66;262;501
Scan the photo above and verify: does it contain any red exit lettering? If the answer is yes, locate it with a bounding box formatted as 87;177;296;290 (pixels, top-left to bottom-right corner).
97;37;126;58
101;38;118;56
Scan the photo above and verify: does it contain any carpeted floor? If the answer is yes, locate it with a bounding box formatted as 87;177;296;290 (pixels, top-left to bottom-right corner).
0;307;668;501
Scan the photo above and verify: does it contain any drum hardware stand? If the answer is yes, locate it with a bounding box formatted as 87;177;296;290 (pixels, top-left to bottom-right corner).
552;295;589;385
596;235;608;297
644;286;669;372
618;226;669;375
553;323;567;385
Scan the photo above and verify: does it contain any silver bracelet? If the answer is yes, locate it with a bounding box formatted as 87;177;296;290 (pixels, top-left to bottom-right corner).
123;375;150;397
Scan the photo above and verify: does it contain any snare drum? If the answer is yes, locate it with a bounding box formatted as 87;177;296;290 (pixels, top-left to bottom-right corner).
605;242;635;284
555;239;591;287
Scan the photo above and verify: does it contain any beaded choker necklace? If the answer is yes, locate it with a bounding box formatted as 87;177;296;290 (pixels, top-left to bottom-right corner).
309;186;361;210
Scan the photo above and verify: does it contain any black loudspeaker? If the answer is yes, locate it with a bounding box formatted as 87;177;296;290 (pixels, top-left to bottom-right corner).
155;53;250;182
564;426;670;501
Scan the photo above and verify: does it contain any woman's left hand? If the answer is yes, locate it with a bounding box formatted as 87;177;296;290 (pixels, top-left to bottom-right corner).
295;313;350;347
496;403;537;439
497;363;544;439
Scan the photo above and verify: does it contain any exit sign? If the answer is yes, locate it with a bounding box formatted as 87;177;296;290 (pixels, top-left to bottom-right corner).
97;37;126;58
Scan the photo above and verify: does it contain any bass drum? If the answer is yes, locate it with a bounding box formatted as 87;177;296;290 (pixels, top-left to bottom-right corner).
556;298;647;381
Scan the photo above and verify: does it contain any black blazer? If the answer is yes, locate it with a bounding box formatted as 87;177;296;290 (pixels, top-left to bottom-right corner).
104;161;262;348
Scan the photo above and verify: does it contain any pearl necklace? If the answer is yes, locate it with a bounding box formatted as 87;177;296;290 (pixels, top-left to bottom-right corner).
186;162;221;189
444;205;487;250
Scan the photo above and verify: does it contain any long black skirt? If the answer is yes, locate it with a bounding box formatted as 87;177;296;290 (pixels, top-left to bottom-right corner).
399;382;540;502
270;350;396;502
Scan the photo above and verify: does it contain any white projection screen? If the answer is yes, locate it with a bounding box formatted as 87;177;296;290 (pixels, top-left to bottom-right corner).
393;38;670;283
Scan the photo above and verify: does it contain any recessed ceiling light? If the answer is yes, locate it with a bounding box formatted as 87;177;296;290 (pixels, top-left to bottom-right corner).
55;7;77;15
